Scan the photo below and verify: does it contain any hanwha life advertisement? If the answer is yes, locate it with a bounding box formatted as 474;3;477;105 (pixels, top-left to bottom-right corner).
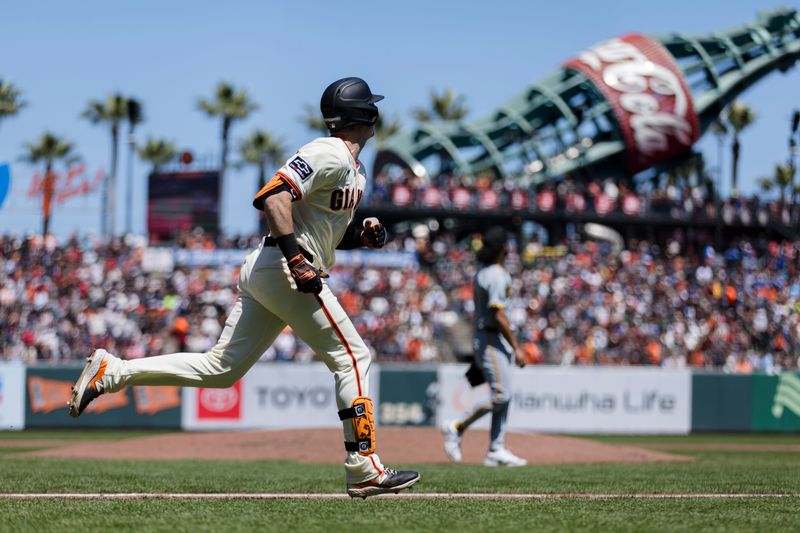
182;362;379;430
436;365;691;434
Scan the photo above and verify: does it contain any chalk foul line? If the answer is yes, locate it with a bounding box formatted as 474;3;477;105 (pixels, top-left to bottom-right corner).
0;493;797;500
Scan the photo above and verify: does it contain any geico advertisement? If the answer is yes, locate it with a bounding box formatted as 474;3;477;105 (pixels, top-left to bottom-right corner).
182;362;379;430
437;365;691;434
0;362;25;429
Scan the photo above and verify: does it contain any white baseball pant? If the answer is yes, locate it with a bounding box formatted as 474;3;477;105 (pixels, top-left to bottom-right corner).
101;242;386;483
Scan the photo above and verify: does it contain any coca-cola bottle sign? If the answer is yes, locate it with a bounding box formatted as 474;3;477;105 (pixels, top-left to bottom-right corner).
565;33;700;173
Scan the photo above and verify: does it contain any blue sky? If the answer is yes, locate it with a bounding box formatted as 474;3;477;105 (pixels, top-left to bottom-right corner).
1;0;798;238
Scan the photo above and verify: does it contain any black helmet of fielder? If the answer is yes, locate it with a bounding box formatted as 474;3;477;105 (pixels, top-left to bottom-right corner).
477;226;509;265
320;77;384;132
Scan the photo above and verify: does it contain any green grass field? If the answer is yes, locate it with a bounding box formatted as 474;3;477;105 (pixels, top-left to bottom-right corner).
1;431;798;532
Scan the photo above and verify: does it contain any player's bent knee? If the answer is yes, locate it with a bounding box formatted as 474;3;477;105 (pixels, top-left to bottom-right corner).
491;398;511;410
338;342;371;373
209;366;245;388
352;341;371;364
198;350;246;388
214;374;239;388
338;396;376;455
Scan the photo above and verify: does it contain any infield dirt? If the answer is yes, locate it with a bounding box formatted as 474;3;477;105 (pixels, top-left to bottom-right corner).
19;428;690;464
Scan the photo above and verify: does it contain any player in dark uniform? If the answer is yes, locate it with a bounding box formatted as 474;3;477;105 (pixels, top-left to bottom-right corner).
442;227;527;466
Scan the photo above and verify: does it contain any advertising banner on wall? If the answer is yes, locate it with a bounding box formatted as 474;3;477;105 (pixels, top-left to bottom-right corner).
25;367;182;428
690;373;752;431
750;372;800;432
437;365;691;434
0;362;25;429
182;362;379;430
378;366;437;426
147;170;220;242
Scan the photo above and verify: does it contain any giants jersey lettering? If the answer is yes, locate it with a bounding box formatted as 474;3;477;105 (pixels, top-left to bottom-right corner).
260;137;366;269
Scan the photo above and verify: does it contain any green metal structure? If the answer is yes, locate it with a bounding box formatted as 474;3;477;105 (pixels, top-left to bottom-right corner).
373;8;800;185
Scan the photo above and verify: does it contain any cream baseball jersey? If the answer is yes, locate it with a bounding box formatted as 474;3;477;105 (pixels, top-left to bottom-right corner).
253;137;366;269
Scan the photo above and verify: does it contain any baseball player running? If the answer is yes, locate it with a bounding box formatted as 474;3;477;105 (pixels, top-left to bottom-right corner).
441;227;527;467
69;77;420;498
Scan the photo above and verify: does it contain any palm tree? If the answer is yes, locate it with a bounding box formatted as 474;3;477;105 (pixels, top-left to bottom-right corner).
125;98;144;234
0;79;26;130
239;129;286;233
774;163;794;207
20;133;78;236
412;88;469;122
726;101;756;199
238;129;287;193
137;138;177;174
374;114;402;148
299;103;328;135
197;82;258;229
758;177;774;199
710;118;727;184
82;93;128;237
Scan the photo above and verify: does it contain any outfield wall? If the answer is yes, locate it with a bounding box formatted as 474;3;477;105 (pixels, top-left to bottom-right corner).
2;362;798;432
181;363;379;430
691;371;800;432
0;361;24;429
25;366;182;428
437;365;692;434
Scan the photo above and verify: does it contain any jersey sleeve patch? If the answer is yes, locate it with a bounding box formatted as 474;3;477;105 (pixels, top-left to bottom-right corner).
288;156;314;182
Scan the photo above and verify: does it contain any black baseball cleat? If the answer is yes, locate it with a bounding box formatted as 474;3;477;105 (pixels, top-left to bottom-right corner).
347;468;420;499
68;349;109;418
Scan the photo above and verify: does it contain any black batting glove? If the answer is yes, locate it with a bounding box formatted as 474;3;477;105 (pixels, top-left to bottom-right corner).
287;254;328;294
361;217;387;249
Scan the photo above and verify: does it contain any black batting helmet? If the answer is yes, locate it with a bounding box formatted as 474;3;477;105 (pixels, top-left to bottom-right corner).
320;77;384;132
477;227;509;265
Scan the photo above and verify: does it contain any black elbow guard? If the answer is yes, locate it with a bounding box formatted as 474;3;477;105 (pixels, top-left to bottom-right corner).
252;175;300;210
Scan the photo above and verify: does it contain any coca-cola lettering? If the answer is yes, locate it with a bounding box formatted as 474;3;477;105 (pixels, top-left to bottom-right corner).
566;34;699;173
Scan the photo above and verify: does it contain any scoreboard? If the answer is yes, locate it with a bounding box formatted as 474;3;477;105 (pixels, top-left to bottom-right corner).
147;170;220;242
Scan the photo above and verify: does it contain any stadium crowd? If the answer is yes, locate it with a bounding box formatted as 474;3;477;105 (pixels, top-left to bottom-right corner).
368;170;797;227
1;227;799;372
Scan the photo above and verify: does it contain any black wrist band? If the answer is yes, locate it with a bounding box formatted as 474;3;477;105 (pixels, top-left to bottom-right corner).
275;233;301;260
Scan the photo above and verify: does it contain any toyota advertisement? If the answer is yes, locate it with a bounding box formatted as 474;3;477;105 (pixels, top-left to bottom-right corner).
182;363;380;430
